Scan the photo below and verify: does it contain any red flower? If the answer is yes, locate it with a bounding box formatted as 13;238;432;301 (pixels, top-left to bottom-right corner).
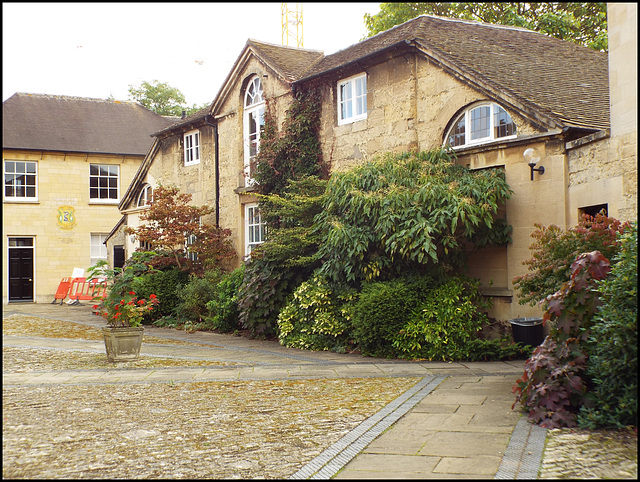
129;291;136;295
149;294;157;300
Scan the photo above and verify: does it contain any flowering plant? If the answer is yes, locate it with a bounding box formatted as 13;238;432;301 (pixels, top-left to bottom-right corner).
95;291;159;328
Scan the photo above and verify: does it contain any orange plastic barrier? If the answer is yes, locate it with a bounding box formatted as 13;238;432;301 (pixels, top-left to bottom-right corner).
68;277;107;305
51;277;73;304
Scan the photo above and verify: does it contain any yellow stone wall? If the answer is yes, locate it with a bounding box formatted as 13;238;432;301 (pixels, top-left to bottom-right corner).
3;149;143;303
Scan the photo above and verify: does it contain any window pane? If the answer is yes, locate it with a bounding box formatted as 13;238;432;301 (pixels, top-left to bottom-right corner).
470;106;490;140
494;105;516;138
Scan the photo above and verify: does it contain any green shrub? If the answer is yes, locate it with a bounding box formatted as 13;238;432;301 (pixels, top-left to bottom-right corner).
579;222;638;429
513;212;630;307
277;275;356;352
174;269;225;323
205;266;245;333
351;275;438;357
237;177;326;337
393;275;492;360
513;251;611;428
314;149;512;285
132;267;190;322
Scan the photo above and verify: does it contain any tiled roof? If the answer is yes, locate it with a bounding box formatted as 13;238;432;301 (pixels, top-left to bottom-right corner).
2;93;176;155
296;15;610;130
152;105;212;137
246;40;324;82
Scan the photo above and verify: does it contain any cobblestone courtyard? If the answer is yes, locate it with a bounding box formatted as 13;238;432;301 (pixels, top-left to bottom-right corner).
3;308;637;479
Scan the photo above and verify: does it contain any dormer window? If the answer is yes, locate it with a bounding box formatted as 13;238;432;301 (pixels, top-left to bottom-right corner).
184;129;200;166
338;73;367;125
136;184;153;207
445;103;516;148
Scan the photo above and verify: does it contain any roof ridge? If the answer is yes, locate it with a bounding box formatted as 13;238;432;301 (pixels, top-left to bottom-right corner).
247;38;324;54
11;92;137;104
417;13;540;34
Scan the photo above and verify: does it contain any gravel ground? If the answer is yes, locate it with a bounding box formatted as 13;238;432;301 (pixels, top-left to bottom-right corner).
2;314;418;479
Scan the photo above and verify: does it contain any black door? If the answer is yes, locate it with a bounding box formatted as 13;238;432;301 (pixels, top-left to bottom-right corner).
9;247;34;301
114;245;125;269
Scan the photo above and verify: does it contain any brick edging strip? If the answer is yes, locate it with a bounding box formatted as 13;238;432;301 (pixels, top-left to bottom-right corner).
494;415;547;479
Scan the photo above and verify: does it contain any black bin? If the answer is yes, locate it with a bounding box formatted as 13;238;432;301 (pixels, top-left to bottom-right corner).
510;317;545;346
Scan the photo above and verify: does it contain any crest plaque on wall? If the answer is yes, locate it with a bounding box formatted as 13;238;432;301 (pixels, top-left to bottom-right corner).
57;205;76;230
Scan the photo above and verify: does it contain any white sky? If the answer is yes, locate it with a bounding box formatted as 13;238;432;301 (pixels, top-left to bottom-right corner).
2;2;382;106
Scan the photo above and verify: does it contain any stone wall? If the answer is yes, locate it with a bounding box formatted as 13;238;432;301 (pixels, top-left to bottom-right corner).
3;149;142;303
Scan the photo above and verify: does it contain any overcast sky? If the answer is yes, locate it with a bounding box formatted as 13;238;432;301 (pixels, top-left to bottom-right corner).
2;2;382;105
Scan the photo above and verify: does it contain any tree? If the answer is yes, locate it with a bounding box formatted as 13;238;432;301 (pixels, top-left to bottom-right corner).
127;80;209;117
125;185;236;272
364;3;608;51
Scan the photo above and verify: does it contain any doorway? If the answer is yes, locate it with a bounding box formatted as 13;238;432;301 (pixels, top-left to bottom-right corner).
8;237;34;301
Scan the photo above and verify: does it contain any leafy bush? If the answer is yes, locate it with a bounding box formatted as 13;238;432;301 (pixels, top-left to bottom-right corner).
579;222;638;429
513;212;629;307
513;251;611;428
314;149;513;285
277;275;356;352
393;275;493;360
205;266;245;333
174;269;225;323
132;267;190;322
238;177;327;337
351;275;438;357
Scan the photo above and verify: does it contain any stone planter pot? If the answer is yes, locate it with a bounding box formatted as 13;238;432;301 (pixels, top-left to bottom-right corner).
102;326;144;362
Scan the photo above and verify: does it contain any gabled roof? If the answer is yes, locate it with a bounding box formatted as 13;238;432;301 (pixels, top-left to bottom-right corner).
296;15;610;131
2;93;176;155
210;40;324;116
247;39;324;82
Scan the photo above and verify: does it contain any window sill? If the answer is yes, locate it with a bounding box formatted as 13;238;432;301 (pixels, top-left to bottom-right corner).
234;185;257;194
3;199;40;204
88;200;120;206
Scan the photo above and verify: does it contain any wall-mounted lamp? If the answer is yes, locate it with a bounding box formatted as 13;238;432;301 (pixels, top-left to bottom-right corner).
524;147;544;181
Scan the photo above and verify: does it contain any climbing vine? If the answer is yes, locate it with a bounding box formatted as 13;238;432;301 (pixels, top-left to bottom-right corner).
253;88;325;196
238;87;327;336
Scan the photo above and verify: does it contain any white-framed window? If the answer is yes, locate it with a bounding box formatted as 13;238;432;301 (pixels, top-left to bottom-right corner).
136;184;153;207
245;203;266;257
445;102;517;148
4;160;38;201
243;76;265;186
337;73;367;125
89;164;119;201
90;233;108;266
186;233;198;262
184;129;200;166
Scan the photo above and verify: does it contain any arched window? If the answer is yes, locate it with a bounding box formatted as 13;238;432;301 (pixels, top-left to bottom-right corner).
136;184;153;207
445;103;516;148
243;76;265;186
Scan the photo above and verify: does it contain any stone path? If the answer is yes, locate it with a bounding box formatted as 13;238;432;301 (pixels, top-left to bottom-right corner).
3;302;637;479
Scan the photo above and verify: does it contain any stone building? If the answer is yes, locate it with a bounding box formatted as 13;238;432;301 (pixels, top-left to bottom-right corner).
2;93;173;303
114;12;635;323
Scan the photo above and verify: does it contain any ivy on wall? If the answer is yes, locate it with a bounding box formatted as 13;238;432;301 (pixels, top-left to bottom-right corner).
253;88;326;196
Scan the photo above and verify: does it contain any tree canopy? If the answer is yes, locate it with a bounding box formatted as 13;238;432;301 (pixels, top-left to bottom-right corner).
127;80;209;117
125;185;236;272
364;2;608;51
